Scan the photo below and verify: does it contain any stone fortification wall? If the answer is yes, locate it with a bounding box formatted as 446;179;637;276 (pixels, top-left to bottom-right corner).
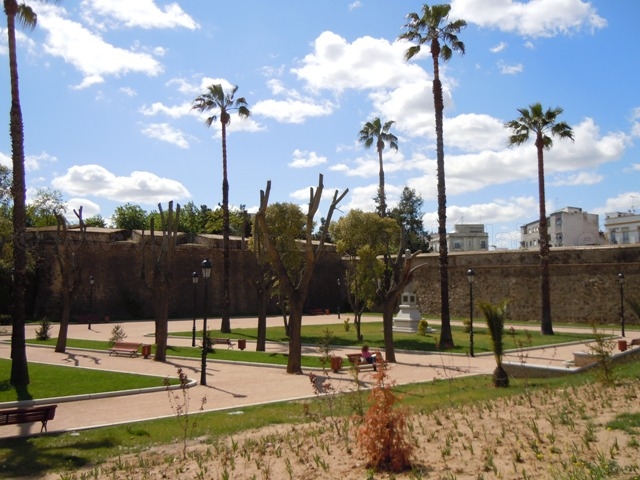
29;234;344;322
20;227;640;326
411;245;640;325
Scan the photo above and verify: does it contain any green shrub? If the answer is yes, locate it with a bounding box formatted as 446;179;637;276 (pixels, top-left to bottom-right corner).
35;317;52;341
108;324;127;346
417;319;429;336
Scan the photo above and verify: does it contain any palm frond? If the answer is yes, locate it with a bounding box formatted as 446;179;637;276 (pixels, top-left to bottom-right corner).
478;299;508;366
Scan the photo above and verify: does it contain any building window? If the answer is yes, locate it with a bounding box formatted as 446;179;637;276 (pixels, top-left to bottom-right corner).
480;240;487;249
622;228;630;244
453;241;462;250
555;217;562;226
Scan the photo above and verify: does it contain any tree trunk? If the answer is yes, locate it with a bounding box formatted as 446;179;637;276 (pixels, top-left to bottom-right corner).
7;1;29;386
54;275;72;353
256;289;269;351
153;282;169;362
493;365;509;388
286;300;304;374
382;296;398;363
432;43;454;349
536;137;553;335
221;121;231;333
377;146;386;217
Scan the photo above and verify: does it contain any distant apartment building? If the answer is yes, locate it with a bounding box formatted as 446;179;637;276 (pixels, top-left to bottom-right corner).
431;224;488;252
520;206;601;249
604;211;640;244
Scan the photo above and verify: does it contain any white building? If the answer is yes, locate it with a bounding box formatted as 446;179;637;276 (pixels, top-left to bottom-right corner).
604;211;640;244
431;224;488;252
520;207;601;249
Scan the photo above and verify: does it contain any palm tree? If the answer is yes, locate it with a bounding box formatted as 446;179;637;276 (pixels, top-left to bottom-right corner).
5;0;58;386
399;3;466;349
505;103;574;335
358;118;398;218
478;300;509;388
192;84;250;334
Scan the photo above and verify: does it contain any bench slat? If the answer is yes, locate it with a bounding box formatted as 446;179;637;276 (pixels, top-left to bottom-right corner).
109;342;142;357
0;405;57;432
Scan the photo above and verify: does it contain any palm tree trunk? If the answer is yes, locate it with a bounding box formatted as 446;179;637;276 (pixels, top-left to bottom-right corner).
7;0;30;386
377;147;386;217
431;43;454;349
536;137;553;335
221;122;231;333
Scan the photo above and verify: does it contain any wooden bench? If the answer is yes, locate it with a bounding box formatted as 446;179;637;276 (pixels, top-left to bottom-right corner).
630;338;640;347
210;338;235;349
0;405;57;432
109;341;142;357
346;351;385;371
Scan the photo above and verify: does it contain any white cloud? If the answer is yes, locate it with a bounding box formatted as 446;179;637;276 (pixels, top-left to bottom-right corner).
38;6;163;88
0;152;10;168
82;0;199;30
65;198;101;221
405;117;628;200
550;171;603;186
139;101;192;118
450;0;607;38
52;164;191;205
423;196;538;237
140;123;190;149
348;1;362;11
26;152;58;172
594;192;640;217
497;60;523;75
490;42;507;53
444;113;507;152
292;32;427;94
630;107;640;138
119;86;137;97
288;150;328;169
252;98;333;123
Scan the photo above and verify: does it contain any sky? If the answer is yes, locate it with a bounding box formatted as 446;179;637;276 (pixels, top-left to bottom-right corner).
1;0;638;249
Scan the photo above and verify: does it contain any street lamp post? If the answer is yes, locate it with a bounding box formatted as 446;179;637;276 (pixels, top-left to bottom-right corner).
337;278;341;319
467;269;475;357
200;259;212;386
88;275;94;330
618;273;625;338
191;271;199;347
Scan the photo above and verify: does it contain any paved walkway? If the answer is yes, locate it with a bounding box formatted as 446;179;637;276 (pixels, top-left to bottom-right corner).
0;315;635;438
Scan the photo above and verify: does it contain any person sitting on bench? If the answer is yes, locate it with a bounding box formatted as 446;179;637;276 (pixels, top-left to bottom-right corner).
361;344;377;371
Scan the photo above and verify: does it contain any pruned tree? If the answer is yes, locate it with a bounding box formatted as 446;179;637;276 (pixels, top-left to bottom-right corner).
140;201;180;362
248;214;279;352
254;174;347;374
52;207;86;353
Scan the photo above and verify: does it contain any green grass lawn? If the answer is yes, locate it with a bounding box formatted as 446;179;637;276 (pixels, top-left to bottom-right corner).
25;338;327;368
173;320;596;355
0;359;175;403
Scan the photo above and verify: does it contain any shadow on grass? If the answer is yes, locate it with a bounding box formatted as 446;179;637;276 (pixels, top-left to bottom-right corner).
0;436;118;478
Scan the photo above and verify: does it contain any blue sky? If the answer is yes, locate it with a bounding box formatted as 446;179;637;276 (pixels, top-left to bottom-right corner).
1;0;638;249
